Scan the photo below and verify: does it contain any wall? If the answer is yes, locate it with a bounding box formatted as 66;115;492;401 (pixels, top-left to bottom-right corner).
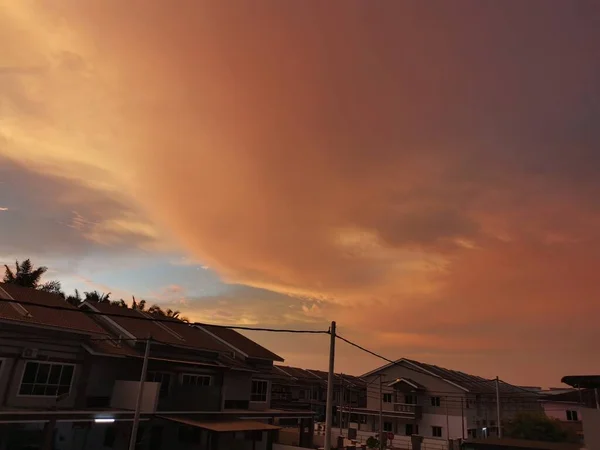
274;444;307;450
543;401;583;422
363;364;465;415
419;413;465;440
581;407;600;450
224;371;252;403
0;327;90;410
110;380;160;412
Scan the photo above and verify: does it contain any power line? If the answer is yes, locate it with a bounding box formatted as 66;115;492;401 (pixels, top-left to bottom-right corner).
0;297;329;334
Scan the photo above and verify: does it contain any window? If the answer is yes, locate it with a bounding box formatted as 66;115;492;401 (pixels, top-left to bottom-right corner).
566;410;579;421
19;362;74;396
404;394;416;404
147;372;171;397
432;426;442;438
383;422;393;432
405;424;419;435
465;399;473;409
430;396;441;407
251;380;268;402
467;429;477;438
181;374;211;387
383;393;393;403
360;415;367;424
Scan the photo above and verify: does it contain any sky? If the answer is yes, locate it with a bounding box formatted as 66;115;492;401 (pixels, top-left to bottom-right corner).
1;1;599;387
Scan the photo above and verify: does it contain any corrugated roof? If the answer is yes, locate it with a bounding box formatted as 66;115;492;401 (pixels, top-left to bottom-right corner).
365;358;537;395
84;302;231;354
162;417;281;432
274;366;365;387
0;283;108;335
198;324;283;362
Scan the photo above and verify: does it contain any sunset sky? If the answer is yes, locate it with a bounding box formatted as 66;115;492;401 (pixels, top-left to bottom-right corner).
1;1;599;387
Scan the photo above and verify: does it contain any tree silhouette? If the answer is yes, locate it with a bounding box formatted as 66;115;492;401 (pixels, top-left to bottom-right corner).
83;290;111;303
3;259;61;293
111;299;128;308
505;413;578;443
131;296;147;311
65;289;82;307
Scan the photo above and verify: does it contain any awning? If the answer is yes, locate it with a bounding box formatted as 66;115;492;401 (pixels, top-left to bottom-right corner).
162;416;281;432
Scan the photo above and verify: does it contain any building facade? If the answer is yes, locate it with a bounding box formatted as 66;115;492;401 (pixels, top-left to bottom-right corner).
0;283;314;450
341;358;541;443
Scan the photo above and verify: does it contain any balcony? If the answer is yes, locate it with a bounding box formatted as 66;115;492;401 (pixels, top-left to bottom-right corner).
158;385;221;411
393;403;422;419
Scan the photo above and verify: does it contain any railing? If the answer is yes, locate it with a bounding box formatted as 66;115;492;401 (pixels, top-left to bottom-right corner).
393;403;422;419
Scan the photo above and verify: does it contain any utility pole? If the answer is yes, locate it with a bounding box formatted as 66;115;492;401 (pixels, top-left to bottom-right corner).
339;374;344;436
379;374;384;450
129;336;151;450
495;376;502;439
445;396;450;440
461;398;465;440
324;321;336;450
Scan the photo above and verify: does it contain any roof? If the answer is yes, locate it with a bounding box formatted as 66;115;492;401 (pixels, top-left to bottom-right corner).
162;417;281;432
274;365;365;387
82;302;232;354
0;283;108;335
362;358;537;395
198;324;284;362
388;377;426;390
276;366;326;381
542;388;597;408
561;375;600;389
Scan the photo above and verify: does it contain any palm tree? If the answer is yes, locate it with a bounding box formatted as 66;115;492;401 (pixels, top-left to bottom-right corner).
131;296;146;311
165;309;181;319
83;290;111;303
110;299;128;308
147;304;164;315
3;259;64;296
65;289;82;307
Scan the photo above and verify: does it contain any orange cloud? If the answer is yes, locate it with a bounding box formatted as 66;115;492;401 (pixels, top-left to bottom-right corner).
1;2;599;385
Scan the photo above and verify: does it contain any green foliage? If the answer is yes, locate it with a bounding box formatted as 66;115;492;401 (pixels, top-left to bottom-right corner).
504;412;579;443
366;436;380;449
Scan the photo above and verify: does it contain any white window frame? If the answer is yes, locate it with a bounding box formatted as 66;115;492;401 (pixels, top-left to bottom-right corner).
17;361;76;398
383;393;393;403
181;373;212;387
432;426;443;438
430;396;441;407
251;379;269;403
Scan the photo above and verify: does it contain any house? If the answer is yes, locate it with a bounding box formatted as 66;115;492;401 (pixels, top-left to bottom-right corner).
0;283;315;450
269;365;366;424
343;358;541;443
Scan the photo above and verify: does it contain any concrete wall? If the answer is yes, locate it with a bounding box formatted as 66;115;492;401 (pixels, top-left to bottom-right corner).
582;407;600;450
224;371;252;403
543;401;583;422
363;364;465;415
110;380;160;412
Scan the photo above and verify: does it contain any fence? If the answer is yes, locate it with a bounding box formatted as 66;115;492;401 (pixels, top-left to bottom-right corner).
312;427;448;450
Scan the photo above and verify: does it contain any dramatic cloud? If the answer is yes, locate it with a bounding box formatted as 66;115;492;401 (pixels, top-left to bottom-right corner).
1;1;599;384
